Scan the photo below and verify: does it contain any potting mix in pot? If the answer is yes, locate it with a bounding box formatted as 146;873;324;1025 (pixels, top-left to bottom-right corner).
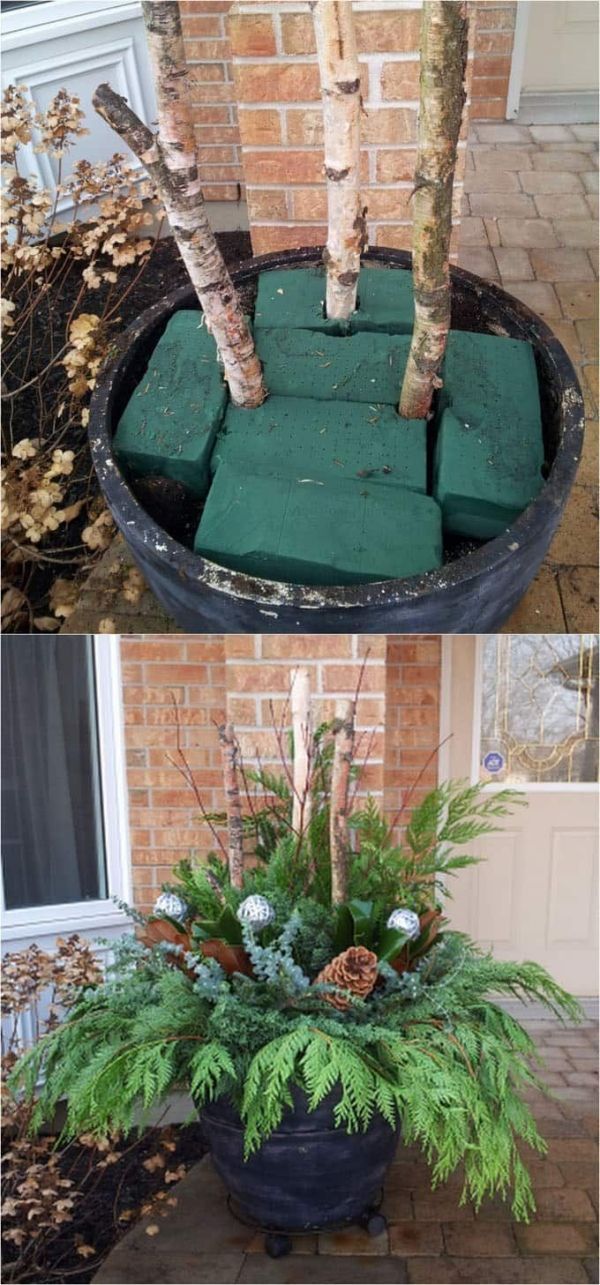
12;672;580;1236
112;265;545;586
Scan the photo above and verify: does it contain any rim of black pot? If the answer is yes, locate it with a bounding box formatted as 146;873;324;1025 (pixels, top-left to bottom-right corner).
89;246;585;612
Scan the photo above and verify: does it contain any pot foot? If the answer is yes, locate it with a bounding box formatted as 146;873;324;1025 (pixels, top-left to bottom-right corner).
360;1210;388;1237
265;1233;292;1259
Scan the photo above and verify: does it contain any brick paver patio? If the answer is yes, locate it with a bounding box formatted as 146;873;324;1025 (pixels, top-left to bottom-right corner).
460;122;599;634
95;1017;598;1285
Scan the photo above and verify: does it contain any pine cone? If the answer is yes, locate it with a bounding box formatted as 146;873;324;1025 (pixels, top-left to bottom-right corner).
314;946;378;1010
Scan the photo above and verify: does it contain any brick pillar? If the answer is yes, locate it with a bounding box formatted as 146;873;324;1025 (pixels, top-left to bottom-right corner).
471;2;517;120
224;634;388;802
228;1;476;257
179;0;245;209
383;635;442;839
120;635;227;912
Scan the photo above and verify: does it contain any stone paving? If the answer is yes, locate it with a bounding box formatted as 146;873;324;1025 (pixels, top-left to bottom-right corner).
94;1018;598;1285
460;122;599;634
67;122;599;636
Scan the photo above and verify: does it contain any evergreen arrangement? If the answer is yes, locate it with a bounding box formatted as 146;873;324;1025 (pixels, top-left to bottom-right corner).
12;673;580;1223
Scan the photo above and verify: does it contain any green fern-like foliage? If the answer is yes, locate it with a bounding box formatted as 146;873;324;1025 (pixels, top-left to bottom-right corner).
12;923;580;1222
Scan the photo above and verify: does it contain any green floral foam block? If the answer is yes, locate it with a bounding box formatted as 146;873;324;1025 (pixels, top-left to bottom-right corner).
194;461;442;585
212;396;427;494
113;310;228;498
255;328;410;405
253;266;414;335
434;331;544;539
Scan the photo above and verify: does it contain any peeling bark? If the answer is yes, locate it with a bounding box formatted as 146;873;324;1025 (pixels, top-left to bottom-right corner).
291;666;312;836
329;698;355;905
218;722;244;890
313;0;365;320
399;0;468;420
93;2;265;408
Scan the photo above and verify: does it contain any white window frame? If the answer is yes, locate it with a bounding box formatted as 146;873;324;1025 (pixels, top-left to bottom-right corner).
1;637;132;942
470;635;599;794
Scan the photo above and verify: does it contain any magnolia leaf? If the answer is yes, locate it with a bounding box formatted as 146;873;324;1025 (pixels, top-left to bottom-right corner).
348;899;376;949
377;927;411;964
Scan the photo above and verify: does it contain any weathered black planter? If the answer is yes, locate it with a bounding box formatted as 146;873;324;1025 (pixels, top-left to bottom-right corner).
89;247;584;633
201;1090;399;1240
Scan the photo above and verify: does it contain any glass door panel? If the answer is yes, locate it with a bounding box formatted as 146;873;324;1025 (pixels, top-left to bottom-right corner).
479;634;599;785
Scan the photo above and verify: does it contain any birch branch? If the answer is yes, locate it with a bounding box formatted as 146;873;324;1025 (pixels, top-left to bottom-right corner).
218;722;244;890
291;667;312;835
399;0;468;420
93;1;265;408
330;698;355;905
313;0;365;320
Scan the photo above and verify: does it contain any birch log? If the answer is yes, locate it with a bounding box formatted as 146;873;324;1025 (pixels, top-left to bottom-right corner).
313;0;365;320
93;2;265;408
329;698;355;904
291;667;312;835
218;722;244;890
399;0;468;420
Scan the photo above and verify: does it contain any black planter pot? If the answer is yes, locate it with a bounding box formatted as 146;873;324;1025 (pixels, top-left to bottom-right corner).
200;1090;399;1235
89;247;585;633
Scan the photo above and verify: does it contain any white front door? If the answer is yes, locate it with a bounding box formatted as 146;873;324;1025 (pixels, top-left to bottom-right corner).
509;0;599;122
1;636;131;964
440;636;599;996
1;0;157;217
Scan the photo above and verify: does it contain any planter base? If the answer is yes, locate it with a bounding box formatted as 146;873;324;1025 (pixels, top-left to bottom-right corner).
200;1091;400;1235
227;1191;388;1258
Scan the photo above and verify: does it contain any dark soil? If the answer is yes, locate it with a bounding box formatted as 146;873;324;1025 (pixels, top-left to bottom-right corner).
3;1122;207;1284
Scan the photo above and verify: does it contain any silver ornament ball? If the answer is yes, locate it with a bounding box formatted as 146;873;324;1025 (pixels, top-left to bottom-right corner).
237;894;275;930
386;908;421;940
154;892;189;922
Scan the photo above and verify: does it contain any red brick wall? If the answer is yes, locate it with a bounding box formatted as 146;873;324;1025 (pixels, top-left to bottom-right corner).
120;635;442;911
179;2;515;228
228;1;471;256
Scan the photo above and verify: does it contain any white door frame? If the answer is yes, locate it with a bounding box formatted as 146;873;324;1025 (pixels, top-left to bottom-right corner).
506;0;531;120
1;637;132;945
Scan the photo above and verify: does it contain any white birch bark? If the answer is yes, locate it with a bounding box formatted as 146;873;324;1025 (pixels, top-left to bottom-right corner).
399;0;468;420
218;722;245;891
313;0;365;320
330;698;355;905
291;667;312;835
93;1;265;408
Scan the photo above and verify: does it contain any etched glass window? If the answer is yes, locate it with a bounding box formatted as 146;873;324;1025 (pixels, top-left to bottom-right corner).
479;635;599;785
